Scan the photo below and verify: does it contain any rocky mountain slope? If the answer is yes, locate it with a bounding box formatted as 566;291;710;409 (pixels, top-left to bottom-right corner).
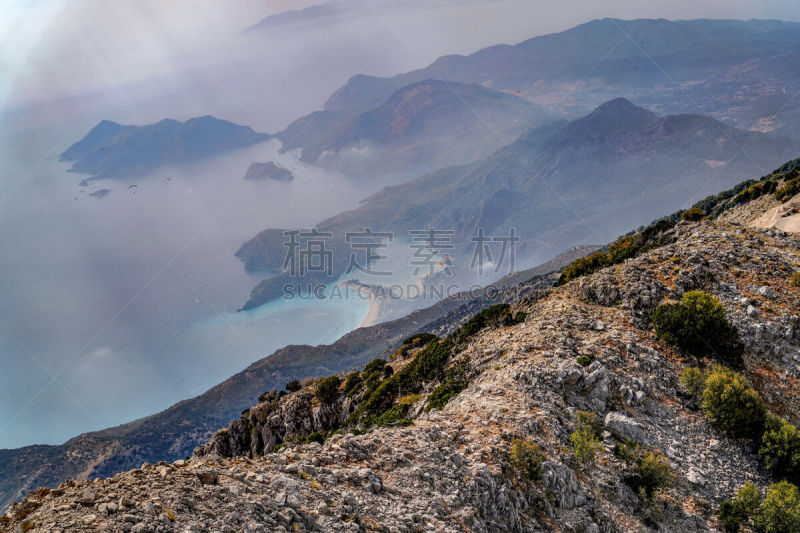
60;116;270;181
276;79;550;176
0;247;592;513
5;162;800;531
237;98;799;310
318;18;800;139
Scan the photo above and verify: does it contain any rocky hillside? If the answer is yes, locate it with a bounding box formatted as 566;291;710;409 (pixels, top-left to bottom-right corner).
0;247;591;513
277;79;550;176
5;164;800;531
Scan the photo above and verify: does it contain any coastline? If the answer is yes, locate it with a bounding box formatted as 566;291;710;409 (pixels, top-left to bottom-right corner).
358;294;382;328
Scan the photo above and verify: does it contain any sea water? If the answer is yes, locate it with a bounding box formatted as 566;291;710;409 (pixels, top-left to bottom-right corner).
0;125;374;449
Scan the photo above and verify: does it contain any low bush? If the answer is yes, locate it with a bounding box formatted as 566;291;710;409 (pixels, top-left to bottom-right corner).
453;304;520;343
401;333;438;348
344;372;363;397
791;273;800;289
652;291;744;367
285;380;302;393
396;333;439;358
570;411;603;465
577;355;593;367
679;367;706;404
258;390;277;403
510;439;546;482
776;175;800;202
315;375;341;405
702;366;766;439
363;358;387;376
754;481;800;533
557;218;677;285
759;415;800;484
503;311;528;326
559;251;610;284
680;207;706;221
637;451;676;499
734;181;777;204
718;481;762;533
607;235;639;264
375;395;419;427
613;439;641;463
426;361;469;412
615;442;675;501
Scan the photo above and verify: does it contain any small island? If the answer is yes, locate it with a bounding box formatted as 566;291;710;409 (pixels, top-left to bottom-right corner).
244;161;294;182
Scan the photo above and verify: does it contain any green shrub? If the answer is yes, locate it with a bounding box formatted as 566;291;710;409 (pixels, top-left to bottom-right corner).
344;372;363;397
637;450;676;499
754;481;800;533
413;338;454;381
570;411;603;465
652;291;744;367
396;333;439;358
285;380;302;393
617;444;675;502
718;481;762;533
453;304;517;343
315;375;341;405
680;367;706;403
791;273;800;289
426;361;469;412
681;208;706;222
401;333;438;348
559;251;610;284
607;235;639;264
577;355;593;367
613;439;641;463
734;182;776;204
503;311;528;326
702;366;766;439
776;176;800;202
258;390;277;403
760;415;800;484
510;439;546;482
375;395;419;427
364;358;387;376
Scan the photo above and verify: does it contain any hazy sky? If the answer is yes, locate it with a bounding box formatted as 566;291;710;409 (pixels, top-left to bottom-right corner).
2;0;800;127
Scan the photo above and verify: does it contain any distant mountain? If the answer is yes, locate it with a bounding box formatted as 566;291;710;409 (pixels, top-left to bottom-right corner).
276;79;551;176
238;98;800;309
244;0;361;31
318;18;800;139
60;116;270;180
0;246;589;512
245;0;476;33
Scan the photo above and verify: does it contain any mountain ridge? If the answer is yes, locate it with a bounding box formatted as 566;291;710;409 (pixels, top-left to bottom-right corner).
318;18;800;138
277;78;551;176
